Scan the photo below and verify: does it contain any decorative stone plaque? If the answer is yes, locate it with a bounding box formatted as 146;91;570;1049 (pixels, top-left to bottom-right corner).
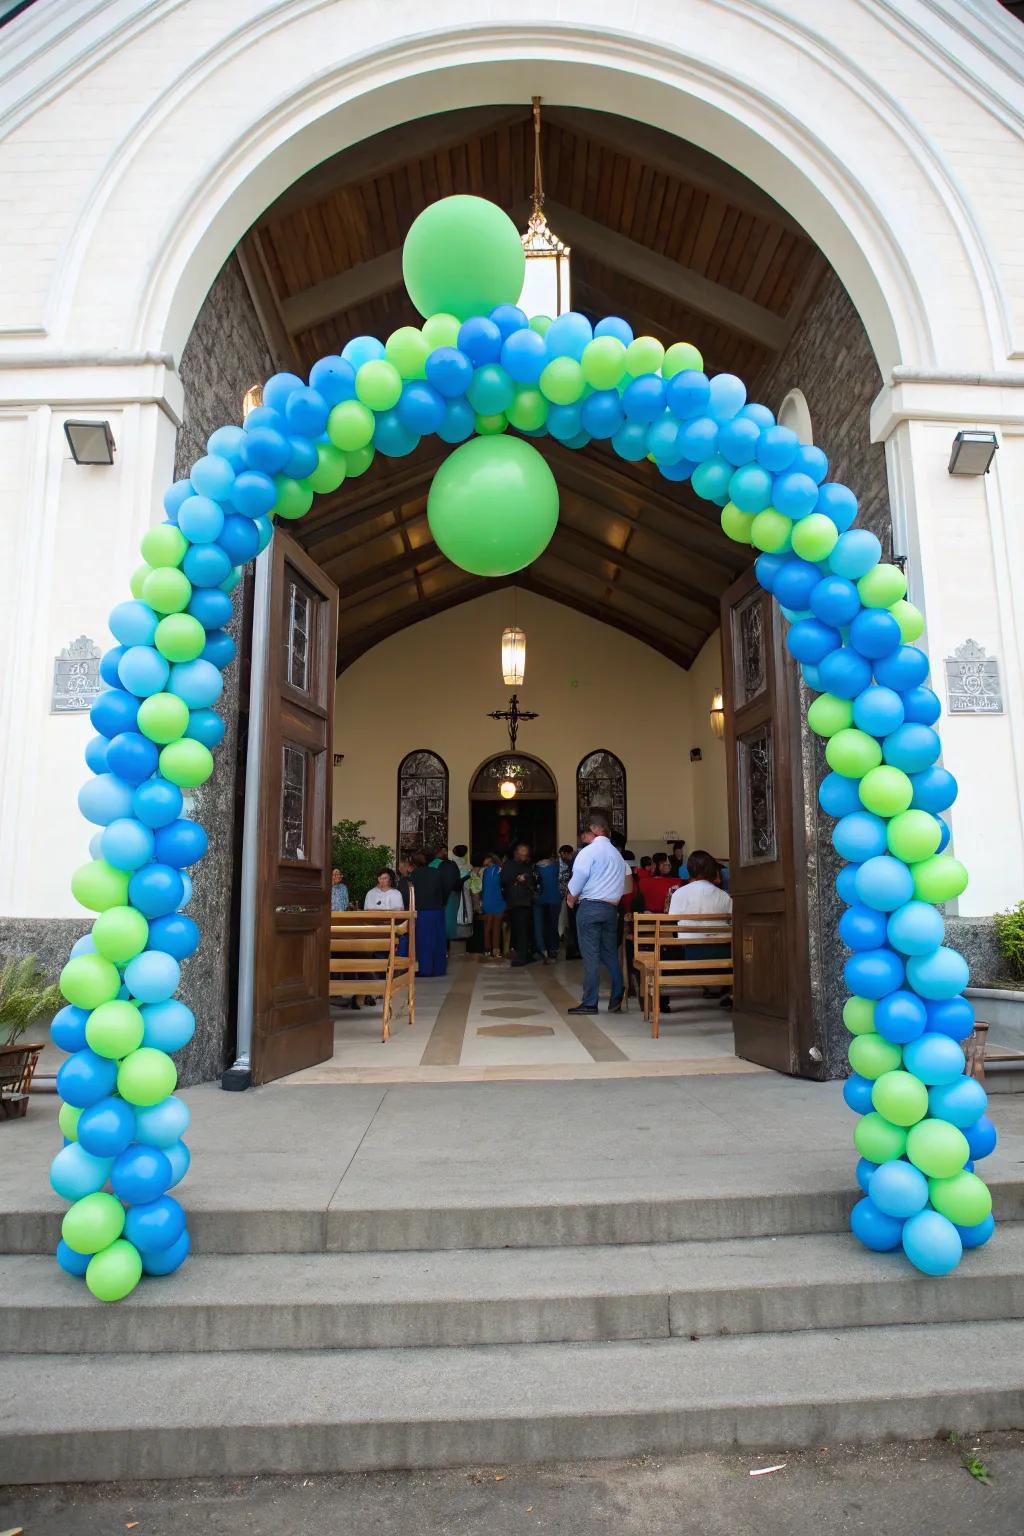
944;639;1003;715
51;635;102;713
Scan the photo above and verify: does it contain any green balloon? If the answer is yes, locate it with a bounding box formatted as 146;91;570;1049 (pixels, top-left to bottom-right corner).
662;341;704;377
720;503;754;544
474;412;508;436
887;809;941;863
71;859;130;913
506;388;548;433
59;1102;81;1140
130;563;153;599
854;1111;908;1164
539;357;585;406
306;443;347;496
117;1045;178;1107
385;325;430;380
625;336;664;375
426;436;558;578
906;1118;969;1179
928;1170;992;1227
421;312;461;349
890;599;924;642
859;765;913;817
86;1237;143;1302
858;563;907;608
327;400;375;452
140;524;187;570
848;1033;902;1080
273;476;314;521
843;996;876;1035
60;953;121;1010
92;905;149;964
142;566;192;615
159;738;214;788
138;691;189;745
791;513;839;563
529;315;552;337
871;1068;929;1127
402;195;525;322
355;359;403;413
345;445;375;478
581;336;627;390
86;999;145;1060
62;1191;125;1255
911;854;969;904
155;613;206;664
808;694;854;739
825;727;883;778
750;510;793;553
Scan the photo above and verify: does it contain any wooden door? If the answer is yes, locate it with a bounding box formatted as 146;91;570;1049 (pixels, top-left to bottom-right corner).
251;531;338;1085
721;567;813;1074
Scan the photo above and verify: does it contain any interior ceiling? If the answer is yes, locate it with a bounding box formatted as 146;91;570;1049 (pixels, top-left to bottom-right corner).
239;105;830;671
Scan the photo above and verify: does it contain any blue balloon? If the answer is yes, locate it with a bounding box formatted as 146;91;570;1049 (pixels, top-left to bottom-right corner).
755;424;799;473
909;767;957;813
141;1226;190;1275
106;732;160;785
111;1143;172;1205
844;946;905;1000
665;371;711;420
50;1142;114;1201
201;629;236;671
810;576;861;628
657;457;697;483
284;386;328;438
188;588;233;630
829;529;882;581
883;724;941;774
906;947;971;1002
244;426;290;475
163;478;194;519
887;901;945;957
815;483;858;532
100;817;155;871
902;1031;965;1084
90;688;140;739
902;1209;962;1275
739;404;775;429
243;405;285;435
231;470;277;519
852;686;904;738
397;382;445;436
140;999;196;1052
874;989;927;1044
679;416;718;461
164;1138;191;1188
132;778;183;829
466;364;515;417
262;371;305;413
309;355;356;405
134;1093;191;1146
124;1193;186;1253
500;328;547;384
839;904;889;951
545;311;592;360
99;645;127;688
800;662;823;692
844;1074;875;1114
836;863;862;905
56;1049;118;1109
817;646;873;699
611;421;648;461
868;1160;929;1219
544;402;581;441
855;1155;878;1192
77;1095;137;1158
956;1213;995;1250
792;444;828;483
184;707;225;750
692;456;733;501
177;494;224;545
109;600;159;648
874;645;930;692
786;618;840;664
70;934;98;958
340;336;385;369
78;772;135;826
728;464;773;514
217;513;261;565
594;315;634;344
581;391;625;440
622;375;666;423
51;1004;89;1053
437;397;476;443
716;416;760;466
854;856;915;913
254;515;274;553
928;1076;988;1130
850;608;901;660
370;409;418;459
124;950;180;1005
85;735;110;774
925;995;975;1040
184;542;233;588
56;1238;91;1277
129;864;185;919
178;871;193;909
168;658;222;709
963;1114;997;1160
488;304;528;340
282;434;318;481
191;454;237;503
207;425;248;469
851;1196;904;1252
154;818;208;868
772;471;818;519
146;914;201;962
834;813;888;864
707;373;746;421
902;686;942;726
819;771;863;818
457;317;502;366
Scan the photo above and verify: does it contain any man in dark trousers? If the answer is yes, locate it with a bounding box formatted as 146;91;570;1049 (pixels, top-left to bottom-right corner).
567;812;629;1013
500;842;539;966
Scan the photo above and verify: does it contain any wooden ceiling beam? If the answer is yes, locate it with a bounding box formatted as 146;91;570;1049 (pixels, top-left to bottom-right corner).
329;536;441;599
297;450;448;550
537;547;709;651
516;573;694;669
337;575;510;670
551;516;721;624
236;230;303;374
282;248;404;335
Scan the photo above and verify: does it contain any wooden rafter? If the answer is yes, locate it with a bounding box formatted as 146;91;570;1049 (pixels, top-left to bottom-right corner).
337;575;510;670
516;573;695;668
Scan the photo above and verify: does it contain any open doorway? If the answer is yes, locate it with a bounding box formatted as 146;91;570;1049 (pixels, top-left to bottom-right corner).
469;754;557;859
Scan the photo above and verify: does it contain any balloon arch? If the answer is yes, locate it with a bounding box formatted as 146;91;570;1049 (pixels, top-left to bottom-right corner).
50;196;994;1300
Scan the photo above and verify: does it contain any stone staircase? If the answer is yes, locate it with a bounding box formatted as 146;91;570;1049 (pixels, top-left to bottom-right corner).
4;1177;1024;1483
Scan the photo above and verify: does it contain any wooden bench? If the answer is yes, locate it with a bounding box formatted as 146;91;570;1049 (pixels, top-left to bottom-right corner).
632;912;734;1039
329;905;415;1043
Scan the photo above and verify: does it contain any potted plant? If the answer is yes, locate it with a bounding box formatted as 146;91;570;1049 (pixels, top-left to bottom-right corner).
0;956;62;1120
331;819;394;908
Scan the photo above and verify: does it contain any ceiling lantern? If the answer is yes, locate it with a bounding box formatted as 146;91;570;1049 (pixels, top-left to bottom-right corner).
520;97;571;319
710;691;726;739
501;625;527;687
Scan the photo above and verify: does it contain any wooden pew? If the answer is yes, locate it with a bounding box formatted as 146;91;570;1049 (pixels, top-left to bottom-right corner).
633;912;734;1039
329;904;415;1043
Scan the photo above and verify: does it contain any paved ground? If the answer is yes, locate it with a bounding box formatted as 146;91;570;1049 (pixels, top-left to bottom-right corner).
4;1434;1023;1534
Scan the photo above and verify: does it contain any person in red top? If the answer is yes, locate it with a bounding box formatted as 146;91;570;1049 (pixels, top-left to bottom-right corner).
637;853;683;914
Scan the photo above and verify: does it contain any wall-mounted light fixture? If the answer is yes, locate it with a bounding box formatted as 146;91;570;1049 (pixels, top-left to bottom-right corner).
498;778;518;800
709;691;725;739
242;385;263;419
948;430;998;477
64;420;115;465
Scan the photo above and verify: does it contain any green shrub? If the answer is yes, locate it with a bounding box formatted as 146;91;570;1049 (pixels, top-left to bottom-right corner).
994;899;1024;984
331;819;393;908
0;956;62;1045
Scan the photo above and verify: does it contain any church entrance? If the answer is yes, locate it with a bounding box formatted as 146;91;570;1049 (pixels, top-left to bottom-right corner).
469;755;558;860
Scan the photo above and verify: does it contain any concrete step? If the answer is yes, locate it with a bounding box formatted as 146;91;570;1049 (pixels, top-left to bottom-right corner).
5;1320;1024;1483
4;1226;1024;1355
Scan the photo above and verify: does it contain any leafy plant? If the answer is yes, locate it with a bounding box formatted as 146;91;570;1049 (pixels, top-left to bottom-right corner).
0;956;62;1046
331;819;393;908
962;1451;992;1486
993;899;1024;983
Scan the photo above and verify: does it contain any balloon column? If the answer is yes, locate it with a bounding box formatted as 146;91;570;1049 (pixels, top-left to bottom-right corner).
53;194;988;1297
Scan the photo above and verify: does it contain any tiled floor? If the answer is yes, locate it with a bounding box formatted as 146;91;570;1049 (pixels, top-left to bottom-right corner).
286;954;765;1084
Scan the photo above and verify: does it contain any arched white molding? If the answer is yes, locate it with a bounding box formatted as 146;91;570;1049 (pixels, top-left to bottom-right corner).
778;388;814;446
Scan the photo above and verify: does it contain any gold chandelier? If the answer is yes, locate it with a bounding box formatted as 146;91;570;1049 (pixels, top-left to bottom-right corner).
519;97;571;319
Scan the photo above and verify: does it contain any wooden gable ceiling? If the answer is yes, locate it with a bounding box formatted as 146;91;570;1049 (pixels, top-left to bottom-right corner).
239;106;827;670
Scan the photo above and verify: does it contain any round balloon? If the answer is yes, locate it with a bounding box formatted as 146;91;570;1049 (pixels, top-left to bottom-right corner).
403;196;525;322
426;436;558;576
868;1159;929;1219
901;1208;962;1276
86;1237;143;1302
850;1196;904;1252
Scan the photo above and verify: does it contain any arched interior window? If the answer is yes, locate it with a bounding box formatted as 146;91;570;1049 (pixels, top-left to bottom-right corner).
778;387;814;445
471;755;556;799
576;750;627;842
397;750;448;858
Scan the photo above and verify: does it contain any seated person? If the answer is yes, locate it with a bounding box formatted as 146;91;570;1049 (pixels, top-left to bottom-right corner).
664;850;733;1010
638;853;683;914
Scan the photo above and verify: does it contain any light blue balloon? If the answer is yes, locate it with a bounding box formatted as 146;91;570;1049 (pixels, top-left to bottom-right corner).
134;1094;191;1147
902;1030;965;1084
191;454;236;500
500;327;547;384
178;494;225;545
691;454;733;499
100;816;156;872
886;900;945;957
78;772;135;826
437;397;475;444
833;812;888;863
140;999;196;1053
341;335;386;368
545;311;593;360
728;463;773;514
594;315;633;345
852;686;904;738
868;1160;929;1219
178;871;193;909
854;856;915;913
49;1142;114;1201
124;950;181;1005
928;1076;988;1129
109;600;158;648
164;1139;191;1187
168;658;223;709
69;934;97;958
906;946;971;1002
645;414;682;462
707;372;746;421
829;529;882;581
184;707;226;749
902;1209;962;1275
118;645;170;698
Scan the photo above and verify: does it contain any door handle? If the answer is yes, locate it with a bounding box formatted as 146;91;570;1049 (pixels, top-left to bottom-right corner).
275;904;321;914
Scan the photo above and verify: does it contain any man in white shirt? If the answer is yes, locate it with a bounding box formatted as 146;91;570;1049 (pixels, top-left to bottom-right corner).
566;812;630;1014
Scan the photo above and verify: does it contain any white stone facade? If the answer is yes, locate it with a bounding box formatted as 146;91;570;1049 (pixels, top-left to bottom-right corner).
0;0;1022;918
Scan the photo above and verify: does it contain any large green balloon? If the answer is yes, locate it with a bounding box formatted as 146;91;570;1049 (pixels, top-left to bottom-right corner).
871;1068;928;1127
906;1118;969;1179
86;999;145;1059
928;1170;992;1227
402;196;525;322
62;1191;125;1255
60;953;121;1009
854;1111;908;1164
86;1237;143;1302
92;904;149;964
427;436;558;577
117;1045;178;1106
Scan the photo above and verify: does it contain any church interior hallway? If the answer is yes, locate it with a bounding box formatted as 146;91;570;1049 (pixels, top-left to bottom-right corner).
286;956;766;1084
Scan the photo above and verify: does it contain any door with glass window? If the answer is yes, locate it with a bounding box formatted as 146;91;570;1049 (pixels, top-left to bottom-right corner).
721;567;812;1074
251;532;338;1085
